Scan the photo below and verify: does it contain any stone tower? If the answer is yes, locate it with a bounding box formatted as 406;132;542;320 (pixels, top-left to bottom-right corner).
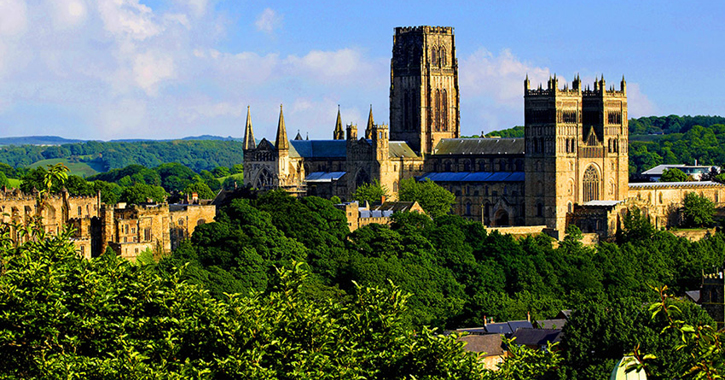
389;26;460;155
524;75;628;235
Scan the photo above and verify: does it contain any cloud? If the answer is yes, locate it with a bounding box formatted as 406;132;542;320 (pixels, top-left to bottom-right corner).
132;51;176;95
98;0;162;41
285;49;386;87
48;0;88;30
255;8;282;34
461;48;550;108
0;0;28;37
626;82;656;117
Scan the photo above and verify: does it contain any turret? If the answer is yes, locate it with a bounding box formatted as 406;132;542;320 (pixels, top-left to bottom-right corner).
365;105;374;140
333;105;344;140
346;123;358;140
524;74;530;92
275;104;288;151
242;106;256;150
372;123;389;162
620;75;627;94
294;130;303;140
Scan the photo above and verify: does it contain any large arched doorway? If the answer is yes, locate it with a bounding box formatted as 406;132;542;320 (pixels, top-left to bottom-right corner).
255;169;273;189
583;165;600;202
494;209;509;226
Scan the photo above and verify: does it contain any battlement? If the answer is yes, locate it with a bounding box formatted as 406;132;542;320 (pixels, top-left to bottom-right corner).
395;26;453;35
525;74;626;98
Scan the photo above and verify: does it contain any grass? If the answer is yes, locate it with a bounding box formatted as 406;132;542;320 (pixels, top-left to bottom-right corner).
29;158;106;178
7;178;20;189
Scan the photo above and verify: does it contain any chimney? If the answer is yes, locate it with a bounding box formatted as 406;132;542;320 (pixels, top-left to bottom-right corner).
527;311;531;322
484;315;487;326
380;195;386;204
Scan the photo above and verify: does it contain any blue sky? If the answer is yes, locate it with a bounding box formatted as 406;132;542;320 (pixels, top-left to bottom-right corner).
0;0;723;140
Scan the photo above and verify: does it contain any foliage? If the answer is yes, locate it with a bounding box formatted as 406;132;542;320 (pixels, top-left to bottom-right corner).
0;140;246;173
493;338;561;380
353;179;389;204
639;286;725;380
682;192;715;227
184;181;216;199
398;178;456;218
618;207;656;244
119;182;168;204
0;227;485;379
661;167;688;182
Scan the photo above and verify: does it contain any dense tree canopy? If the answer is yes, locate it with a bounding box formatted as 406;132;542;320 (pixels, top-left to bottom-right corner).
682;192;715;227
660;167;688;182
398;178;456;218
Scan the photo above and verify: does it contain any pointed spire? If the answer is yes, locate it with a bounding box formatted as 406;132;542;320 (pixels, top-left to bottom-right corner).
333;105;344;140
306;132;309;140
243;106;256;150
294;129;303;140
365;104;374;139
275;104;289;150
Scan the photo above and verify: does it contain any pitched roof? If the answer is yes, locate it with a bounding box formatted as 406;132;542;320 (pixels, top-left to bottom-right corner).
305;171;346;183
534;319;568;329
389;141;419;158
457;334;505;356
629;181;725;189
418;172;525;182
433;138;525;155
372;201;419;213
510;328;563;347
484;323;513;335
289;140;347;158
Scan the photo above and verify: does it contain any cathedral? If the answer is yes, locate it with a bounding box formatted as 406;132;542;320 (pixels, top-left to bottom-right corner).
243;26;725;239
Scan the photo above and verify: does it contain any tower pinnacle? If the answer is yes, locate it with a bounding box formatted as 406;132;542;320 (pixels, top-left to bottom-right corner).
333;105;344;140
243;106;256;150
275;104;289;150
365;104;374;139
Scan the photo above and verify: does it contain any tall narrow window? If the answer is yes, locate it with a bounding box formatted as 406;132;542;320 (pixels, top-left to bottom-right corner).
435;89;441;131
404;91;410;131
583;165;600;202
442;89;448;131
441;47;447;66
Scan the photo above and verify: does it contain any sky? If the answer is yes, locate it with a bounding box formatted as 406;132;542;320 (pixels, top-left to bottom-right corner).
0;0;723;141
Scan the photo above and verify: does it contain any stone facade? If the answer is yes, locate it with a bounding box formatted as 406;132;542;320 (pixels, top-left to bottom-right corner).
0;187;214;260
242;25;724;239
336;200;425;231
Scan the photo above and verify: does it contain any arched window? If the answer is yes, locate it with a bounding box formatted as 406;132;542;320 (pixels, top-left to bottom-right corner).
441;47;447;66
583;165;600;202
536;203;543;217
567;202;573;213
465;201;472;216
431;47;437;66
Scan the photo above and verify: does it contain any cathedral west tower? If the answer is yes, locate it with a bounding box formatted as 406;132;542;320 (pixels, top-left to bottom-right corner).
524;75;628;235
389;26;460;155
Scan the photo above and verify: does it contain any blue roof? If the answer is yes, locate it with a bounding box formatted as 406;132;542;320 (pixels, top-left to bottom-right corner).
418;172;525;182
484;323;513;335
305;171;346;183
290;140;347;158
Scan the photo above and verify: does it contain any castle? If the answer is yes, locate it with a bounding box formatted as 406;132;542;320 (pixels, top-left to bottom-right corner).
243;26;725;239
0;187;215;260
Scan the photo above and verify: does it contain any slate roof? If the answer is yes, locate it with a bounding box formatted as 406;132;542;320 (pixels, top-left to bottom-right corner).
534;319;568;329
457;334;505;356
433;138;525;155
484;323;513;335
305;172;346;183
289;140;347;158
371;201;419;213
629;181;725;189
507;320;534;331
389;141;419;158
642;164;714;176
685;290;701;303
581;200;622;207
510;328;563;347
418;172;525;182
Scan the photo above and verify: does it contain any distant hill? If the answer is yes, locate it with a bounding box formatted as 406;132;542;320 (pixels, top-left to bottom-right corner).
0;135;243;146
0;136;86;146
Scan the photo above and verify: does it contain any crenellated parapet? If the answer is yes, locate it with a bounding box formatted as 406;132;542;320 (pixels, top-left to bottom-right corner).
395;26;453;35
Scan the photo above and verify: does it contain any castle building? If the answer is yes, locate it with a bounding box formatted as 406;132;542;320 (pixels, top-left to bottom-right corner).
243;25;725;239
0;187;215;260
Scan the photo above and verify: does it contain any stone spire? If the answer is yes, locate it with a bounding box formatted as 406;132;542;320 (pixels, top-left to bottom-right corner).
333;105;344;140
243;106;256;150
365;104;374;139
275;104;288;150
294;129;303;140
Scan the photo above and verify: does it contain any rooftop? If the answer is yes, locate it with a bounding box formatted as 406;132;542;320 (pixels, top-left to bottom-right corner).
433;138;525;155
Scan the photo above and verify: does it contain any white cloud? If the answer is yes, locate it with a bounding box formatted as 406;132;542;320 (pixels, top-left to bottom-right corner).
177;0;208;17
255;8;282;34
284;48;387;87
461;48;550;108
97;0;162;41
627;82;656;117
0;0;28;37
132;51;175;95
48;0;88;30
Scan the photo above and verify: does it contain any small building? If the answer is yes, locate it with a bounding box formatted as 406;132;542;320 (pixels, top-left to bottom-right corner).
637;164;719;182
509;328;563;351
336;200;425;231
457;333;506;370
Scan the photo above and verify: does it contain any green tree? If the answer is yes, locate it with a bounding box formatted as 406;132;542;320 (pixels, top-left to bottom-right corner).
183;181;215;199
398;178;455;218
353;179;389;204
660;168;688;182
0;172;9;189
618;207;655;244
119;182;167;204
682;192;715;227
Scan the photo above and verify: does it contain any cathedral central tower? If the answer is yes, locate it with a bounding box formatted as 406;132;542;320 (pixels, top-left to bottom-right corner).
389;26;460;155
